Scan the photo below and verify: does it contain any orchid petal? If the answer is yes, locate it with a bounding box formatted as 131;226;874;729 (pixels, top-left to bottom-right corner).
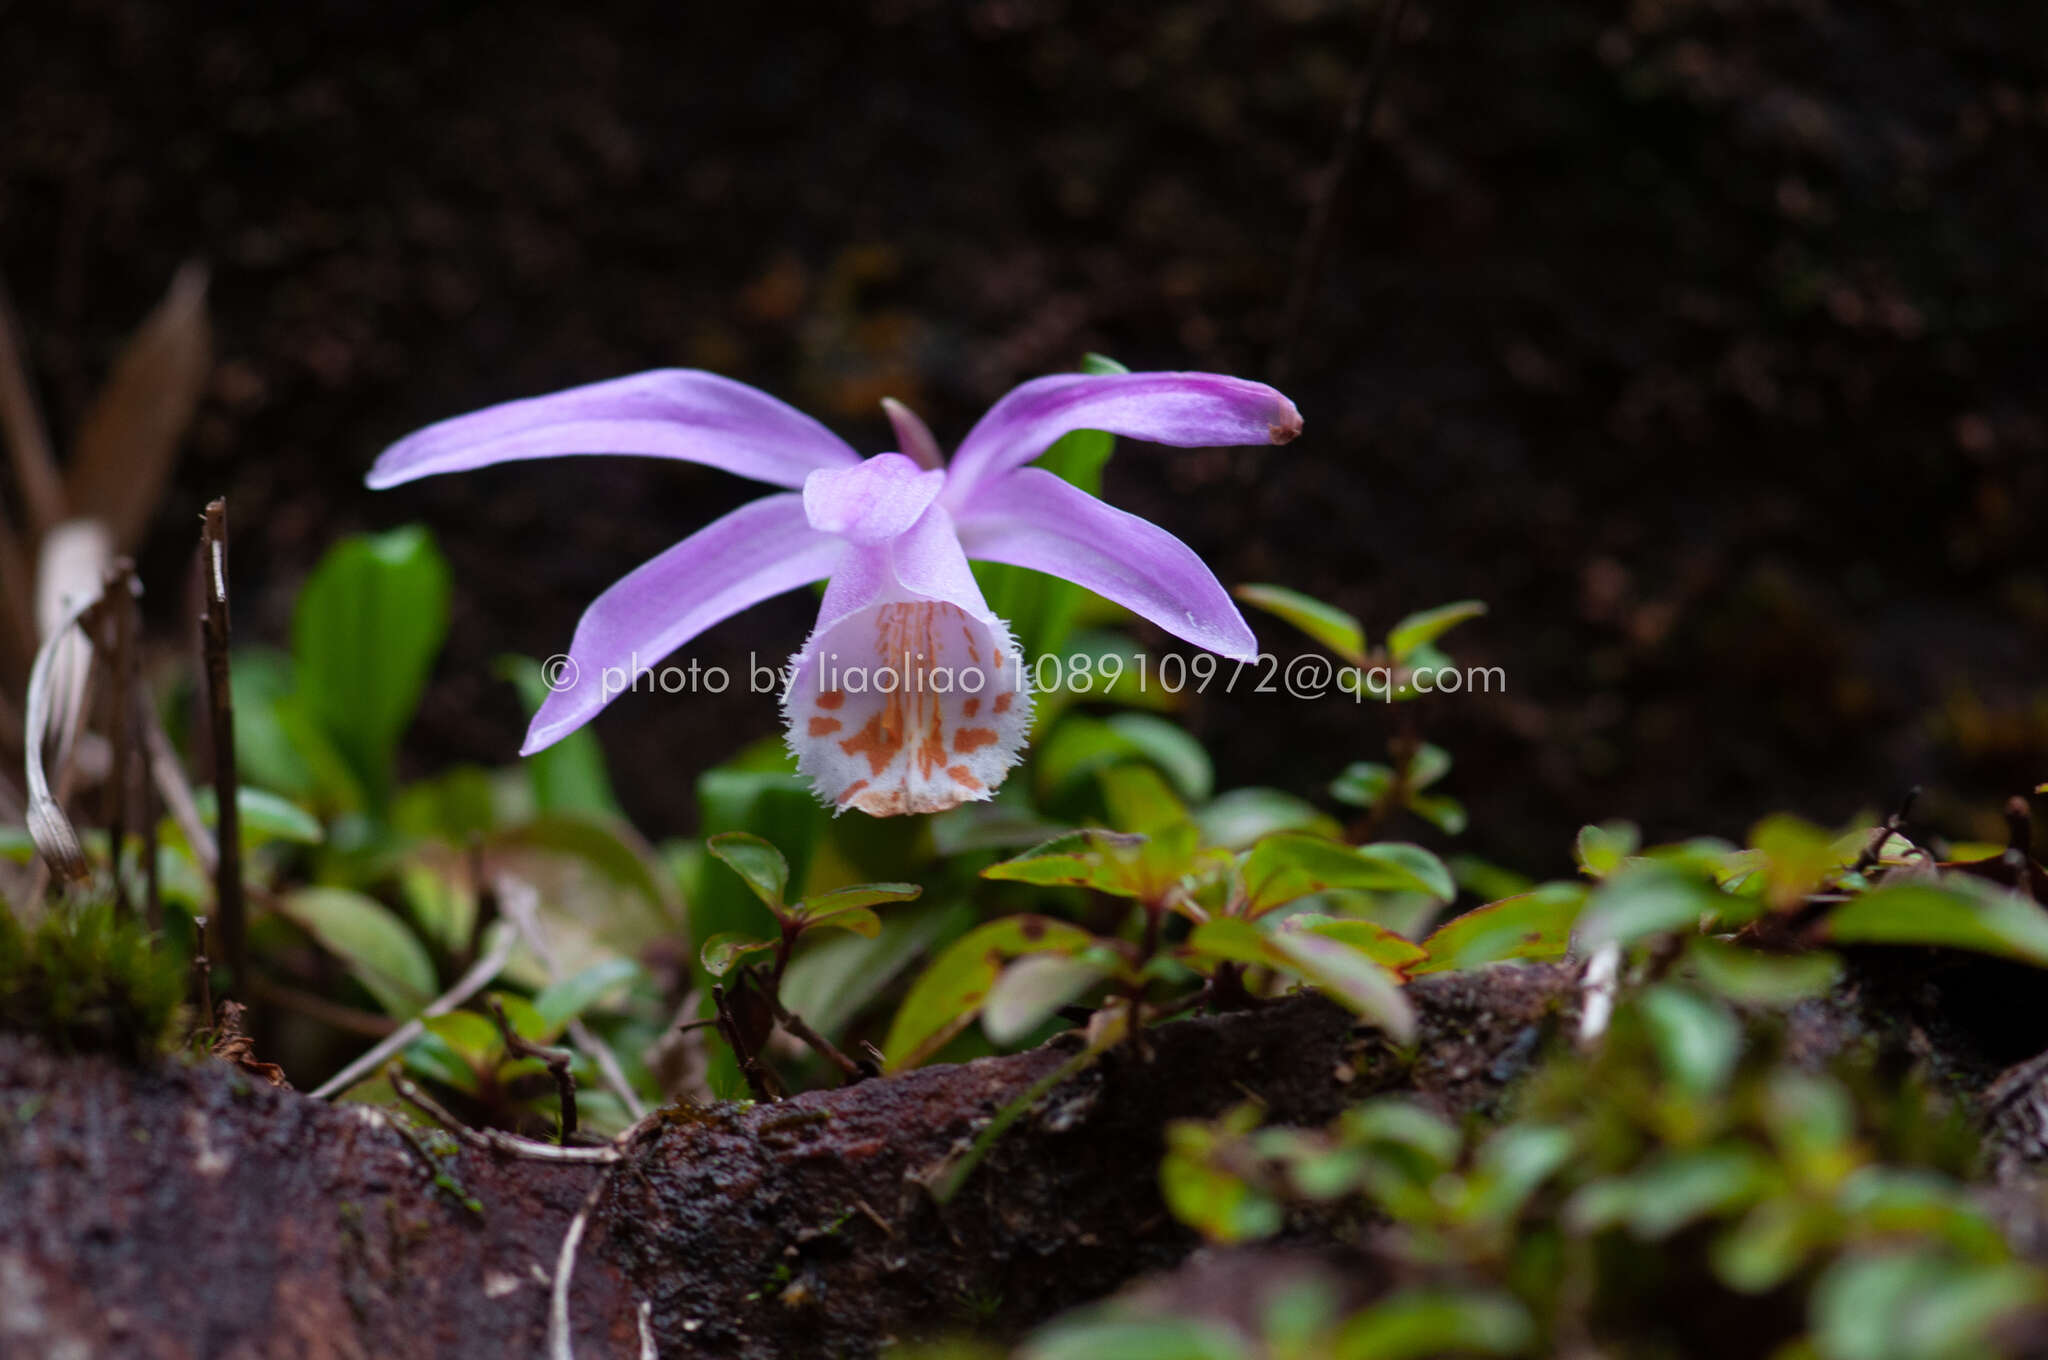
882;398;945;471
785;507;1029;815
954;468;1258;661
803;453;947;544
522;493;841;754
943;371;1302;505
368;369;861;492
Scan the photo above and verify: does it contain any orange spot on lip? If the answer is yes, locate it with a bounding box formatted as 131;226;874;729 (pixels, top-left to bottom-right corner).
915;708;948;778
816;690;845;710
808;716;842;736
992;692;1015;714
947;765;984;792
962;697;981;718
836;779;870;806
953;726;999;754
840;705;906;775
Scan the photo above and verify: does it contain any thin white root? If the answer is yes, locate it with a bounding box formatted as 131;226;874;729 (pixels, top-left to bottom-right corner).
1576;941;1621;1049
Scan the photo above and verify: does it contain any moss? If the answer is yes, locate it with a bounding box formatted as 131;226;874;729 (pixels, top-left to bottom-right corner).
0;899;185;1062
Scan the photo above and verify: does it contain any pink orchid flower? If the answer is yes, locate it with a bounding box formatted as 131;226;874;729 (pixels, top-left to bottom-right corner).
368;368;1300;815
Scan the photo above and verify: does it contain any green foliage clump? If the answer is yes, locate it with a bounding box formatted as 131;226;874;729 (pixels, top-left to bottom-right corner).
0;901;184;1063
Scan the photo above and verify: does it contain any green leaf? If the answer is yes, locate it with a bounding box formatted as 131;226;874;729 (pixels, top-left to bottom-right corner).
1098;763;1189;836
1329;762;1394;809
705;831;790;911
791;882;922;920
1277;914;1428;974
1565;1145;1775;1239
291;526;451;804
983;953;1115;1044
883;915;1100;1068
1234;584;1366;665
700;932;778;979
1812;1250;2047;1360
1268;929;1415;1043
1683;937;1843;1005
1160;1112;1288;1248
193;786;324;846
1332;1289;1533;1360
1823;880;2048;966
498;813;677;919
1024;1315;1252;1360
1185;918;1415;1043
1101;714;1213;804
1193;788;1340;850
800;905;882;940
1385;599;1486;663
497;654;624;819
983;830;1149;898
691;764;826;981
1639;984;1742;1096
1242;833;1454;917
1574;820;1641;879
1407;794;1467;836
284;886;438;1019
1575;864;1756;950
533;957;641;1036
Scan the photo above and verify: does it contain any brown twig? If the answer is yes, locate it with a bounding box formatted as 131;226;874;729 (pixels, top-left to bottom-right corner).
762;985;867;1084
197;499;244;990
1272;0;1411;383
308;924;518;1100
1851;785;1921;877
713;982;786;1102
486;994;579;1144
98;561;138;919
191;915;214;1020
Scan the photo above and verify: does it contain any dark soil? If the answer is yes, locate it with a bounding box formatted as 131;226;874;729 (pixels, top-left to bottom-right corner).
4;0;2046;871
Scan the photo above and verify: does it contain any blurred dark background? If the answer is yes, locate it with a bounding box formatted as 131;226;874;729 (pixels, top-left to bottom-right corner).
4;0;2044;874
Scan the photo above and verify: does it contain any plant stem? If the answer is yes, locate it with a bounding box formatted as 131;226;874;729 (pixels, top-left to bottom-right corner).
198;499;243;991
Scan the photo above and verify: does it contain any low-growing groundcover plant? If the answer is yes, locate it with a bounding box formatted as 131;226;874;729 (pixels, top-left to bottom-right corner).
7;350;2048;1357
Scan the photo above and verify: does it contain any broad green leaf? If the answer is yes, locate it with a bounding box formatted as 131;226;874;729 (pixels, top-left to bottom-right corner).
1278;914;1428;974
497;654;624;819
499;813;676;919
1341;1100;1462;1169
1185;918;1415;1042
790;882;922;922
1640;984;1742;1096
1574;820;1640;879
193;786;324;846
229;646;364;811
984;952;1116;1044
1268;929;1415;1042
1565;1146;1775;1239
1160;1114;1287;1248
982;830;1149;898
1812;1250;2047;1360
1234;584;1366;664
1468;1124;1576;1226
1329;762;1394;809
533;957;641;1035
1242;833;1454;916
391;764;503;841
1193;788;1340;850
1574;864;1756;950
1406;743;1452;789
1712;1199;1824;1293
883;915;1099;1068
1332;1288;1533;1360
1751;813;1852;910
800;904;882;939
1407;793;1468;836
700;932;777;978
1683;937;1842;1005
706;831;790;911
1102;714;1213;803
691;764;826;978
1098;763;1188;835
1385;599;1486;662
1823;880;2048;966
291;526;451;804
1023;1314;1252;1360
1417;880;1589;979
284;886;437;1019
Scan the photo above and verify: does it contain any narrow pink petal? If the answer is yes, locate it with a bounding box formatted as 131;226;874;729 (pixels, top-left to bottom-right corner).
522;494;841;754
368;369;861;493
802;453;947;544
943;371;1302;504
953;468;1258;661
882;398;945;471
